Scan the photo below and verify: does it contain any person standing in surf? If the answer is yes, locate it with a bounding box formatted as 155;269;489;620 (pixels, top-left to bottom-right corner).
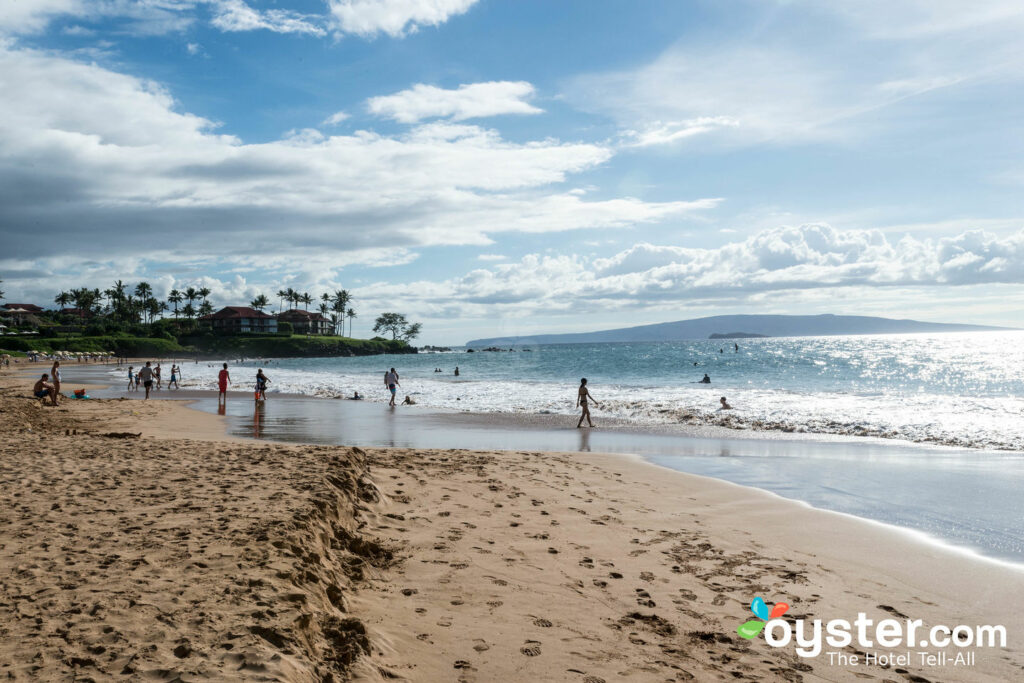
218;363;230;404
384;367;401;407
576;378;600;428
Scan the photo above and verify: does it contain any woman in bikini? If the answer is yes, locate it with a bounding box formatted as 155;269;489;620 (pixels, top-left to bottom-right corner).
576;378;600;428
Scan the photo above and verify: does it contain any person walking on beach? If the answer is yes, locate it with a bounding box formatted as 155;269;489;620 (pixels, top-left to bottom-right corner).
255;368;269;401
154;363;162;390
168;364;180;390
33;374;58;406
384;367;401;406
127;366;135;392
50;360;62;404
218;363;230;404
138;362;154;400
576;378;600;428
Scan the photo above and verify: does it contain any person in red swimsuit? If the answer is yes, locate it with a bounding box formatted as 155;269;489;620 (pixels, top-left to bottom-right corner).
218;362;230;404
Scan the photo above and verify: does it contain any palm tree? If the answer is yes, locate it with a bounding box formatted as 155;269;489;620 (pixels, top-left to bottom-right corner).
167;289;183;321
331;290;350;335
182;303;196;322
284;287;298;311
124;294;137;322
134;282;153;322
146;298;163;323
198;286;211;309
0;277;4;303
108;280;126;319
184;287;199;319
276;288;288;314
301;292;312;311
198;300;213;317
346;307;356;338
71;287;97;313
318;301;330;317
54;291;72;309
251;294;270;311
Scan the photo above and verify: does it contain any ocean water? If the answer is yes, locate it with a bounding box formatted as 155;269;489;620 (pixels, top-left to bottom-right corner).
133;331;1024;451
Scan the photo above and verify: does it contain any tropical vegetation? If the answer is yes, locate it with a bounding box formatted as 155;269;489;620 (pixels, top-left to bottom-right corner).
1;276;421;358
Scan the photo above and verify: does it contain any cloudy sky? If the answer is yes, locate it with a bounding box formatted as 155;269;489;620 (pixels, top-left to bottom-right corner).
1;0;1022;344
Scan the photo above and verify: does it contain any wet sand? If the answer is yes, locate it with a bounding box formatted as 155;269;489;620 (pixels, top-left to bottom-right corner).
2;370;1023;681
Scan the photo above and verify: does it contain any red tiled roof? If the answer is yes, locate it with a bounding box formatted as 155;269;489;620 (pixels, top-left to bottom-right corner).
200;306;274;320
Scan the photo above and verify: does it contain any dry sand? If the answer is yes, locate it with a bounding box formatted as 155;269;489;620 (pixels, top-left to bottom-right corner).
1;374;1023;682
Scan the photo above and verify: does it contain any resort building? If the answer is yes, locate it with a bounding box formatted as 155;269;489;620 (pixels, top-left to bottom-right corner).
276;309;334;335
1;303;44;325
199;306;278;334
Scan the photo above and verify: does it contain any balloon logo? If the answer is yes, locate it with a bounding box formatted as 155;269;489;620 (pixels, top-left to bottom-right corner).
736;596;790;640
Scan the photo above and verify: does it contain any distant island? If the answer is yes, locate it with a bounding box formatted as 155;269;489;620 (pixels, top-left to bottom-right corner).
709;332;769;339
466;314;1014;347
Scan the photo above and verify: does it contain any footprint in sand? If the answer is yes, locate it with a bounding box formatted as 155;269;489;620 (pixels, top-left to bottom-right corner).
521;641;542;656
532;617;552;628
472;640;490;652
711;594;727;606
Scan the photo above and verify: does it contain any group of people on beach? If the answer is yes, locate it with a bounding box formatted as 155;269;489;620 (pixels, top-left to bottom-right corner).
126;362;181;398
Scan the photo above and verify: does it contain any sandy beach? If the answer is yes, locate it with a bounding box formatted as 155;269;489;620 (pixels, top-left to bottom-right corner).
2;370;1023;682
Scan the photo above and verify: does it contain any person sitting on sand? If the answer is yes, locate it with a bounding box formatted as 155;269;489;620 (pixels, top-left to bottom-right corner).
576;378;600;428
402;395;416;405
700;374;711;384
138;362;155;400
218;363;230;404
719;396;732;410
255;368;269;401
33;374;57;406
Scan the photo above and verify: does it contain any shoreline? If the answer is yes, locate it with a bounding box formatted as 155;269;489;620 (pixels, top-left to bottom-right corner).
51;363;1024;567
37;353;1024;453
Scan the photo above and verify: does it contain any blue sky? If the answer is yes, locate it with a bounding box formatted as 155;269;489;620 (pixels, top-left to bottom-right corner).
1;0;1022;344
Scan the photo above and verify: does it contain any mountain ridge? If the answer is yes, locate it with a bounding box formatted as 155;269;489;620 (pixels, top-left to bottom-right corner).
465;314;1014;347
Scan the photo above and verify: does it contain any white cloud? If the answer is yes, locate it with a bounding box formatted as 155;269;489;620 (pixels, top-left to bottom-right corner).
322;110;350;126
477;254;505;261
62;24;97;36
0;0;196;37
0;0;84;35
348;224;1024;316
327;0;478;38
620;117;739;148
568;1;1024;147
186;41;202;55
367;81;542;124
210;0;326;36
0;45;711;277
